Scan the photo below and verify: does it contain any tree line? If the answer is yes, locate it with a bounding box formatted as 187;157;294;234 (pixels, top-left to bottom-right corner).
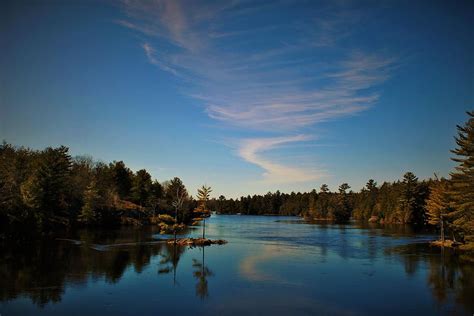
1;111;472;250
0;144;202;230
210;111;473;250
209;173;430;226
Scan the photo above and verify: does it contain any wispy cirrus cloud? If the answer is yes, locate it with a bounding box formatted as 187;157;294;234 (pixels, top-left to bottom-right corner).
141;42;180;77
117;0;396;185
238;135;325;184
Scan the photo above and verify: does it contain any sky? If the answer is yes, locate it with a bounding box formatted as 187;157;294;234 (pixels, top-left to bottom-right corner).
1;0;473;198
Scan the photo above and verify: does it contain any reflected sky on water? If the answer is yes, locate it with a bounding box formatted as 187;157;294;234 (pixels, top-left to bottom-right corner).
1;215;473;315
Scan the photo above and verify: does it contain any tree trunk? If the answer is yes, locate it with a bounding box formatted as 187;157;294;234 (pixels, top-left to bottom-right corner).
440;216;445;243
174;206;178;243
203;219;205;239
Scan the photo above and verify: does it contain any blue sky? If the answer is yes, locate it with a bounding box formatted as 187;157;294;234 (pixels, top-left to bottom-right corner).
1;0;473;198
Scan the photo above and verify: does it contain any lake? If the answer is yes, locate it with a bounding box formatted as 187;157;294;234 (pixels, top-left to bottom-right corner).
1;215;473;315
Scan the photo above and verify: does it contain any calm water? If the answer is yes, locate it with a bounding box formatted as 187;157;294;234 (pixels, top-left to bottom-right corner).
1;215;473;315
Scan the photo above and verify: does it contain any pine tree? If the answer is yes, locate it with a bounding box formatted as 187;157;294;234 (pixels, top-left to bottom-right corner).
426;178;451;242
111;161;133;200
448;111;474;250
307;189;318;218
194;185;212;239
397;172;425;225
320;184;329;193
79;180;100;224
148;180;163;212
20;146;72;226
334;183;351;222
366;180;378;218
131;169;152;207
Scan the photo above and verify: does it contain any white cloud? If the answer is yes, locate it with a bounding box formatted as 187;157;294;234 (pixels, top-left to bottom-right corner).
238;135;325;184
141;42;180;76
118;0;396;185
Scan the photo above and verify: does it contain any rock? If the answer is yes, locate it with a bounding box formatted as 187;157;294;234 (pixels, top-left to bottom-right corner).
430;240;460;248
368;216;378;223
167;238;227;247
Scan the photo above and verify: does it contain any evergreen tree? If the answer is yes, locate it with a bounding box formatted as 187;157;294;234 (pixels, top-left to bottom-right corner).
320;184;329;193
148;180;163;212
397;172;425;225
217;195;226;213
307;189;318;218
131;169;152;207
0;143;33;223
79;180;100;224
426;178;451;242
366;179;377;192
20;146;72;226
314;184;330;219
365;179;378;219
353;180;378;221
334;183;351;222
111;161;133;200
448;111;474;250
194;185;212;239
69;156;95;215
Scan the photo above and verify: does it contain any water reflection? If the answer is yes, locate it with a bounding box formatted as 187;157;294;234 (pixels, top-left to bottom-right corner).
192;246;214;299
0;228;221;308
157;244;186;286
1;219;473;315
239;244;286;282
0;228;174;307
385;243;474;313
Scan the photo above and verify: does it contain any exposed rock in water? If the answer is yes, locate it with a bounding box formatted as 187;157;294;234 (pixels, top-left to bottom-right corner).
167;238;227;247
430;240;461;248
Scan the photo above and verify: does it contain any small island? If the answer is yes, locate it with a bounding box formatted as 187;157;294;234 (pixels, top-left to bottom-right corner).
168;238;228;246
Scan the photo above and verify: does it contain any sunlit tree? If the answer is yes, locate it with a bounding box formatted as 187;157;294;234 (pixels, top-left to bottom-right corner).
448;111;474;250
194;185;212;239
79;180;100;224
426;178;452;242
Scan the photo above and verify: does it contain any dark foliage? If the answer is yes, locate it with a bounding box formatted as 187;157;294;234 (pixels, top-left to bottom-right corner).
0;142;195;231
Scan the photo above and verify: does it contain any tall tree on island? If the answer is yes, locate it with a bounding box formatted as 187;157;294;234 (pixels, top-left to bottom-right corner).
194;185;212;239
448;111;474;250
166;177;188;221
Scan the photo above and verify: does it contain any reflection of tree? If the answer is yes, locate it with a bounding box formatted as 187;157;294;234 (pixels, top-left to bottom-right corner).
0;227;175;307
108;251;131;282
386;243;474;313
192;246;214;299
157;244;186;286
426;250;474;313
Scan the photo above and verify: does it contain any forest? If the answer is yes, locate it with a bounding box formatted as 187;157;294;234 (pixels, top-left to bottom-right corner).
0;142;203;231
211;111;474;251
1;112;473;251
